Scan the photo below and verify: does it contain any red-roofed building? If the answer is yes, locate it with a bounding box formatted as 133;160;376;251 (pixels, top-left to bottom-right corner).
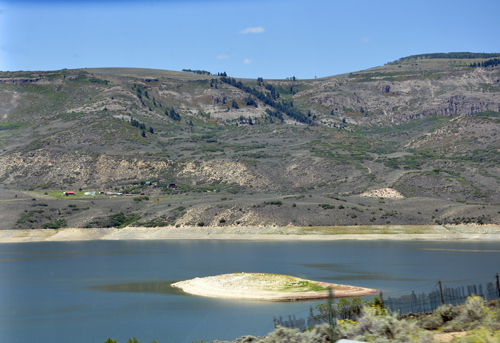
64;191;75;195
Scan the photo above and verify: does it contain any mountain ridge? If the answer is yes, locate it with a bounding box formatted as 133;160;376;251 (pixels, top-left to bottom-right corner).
1;53;499;230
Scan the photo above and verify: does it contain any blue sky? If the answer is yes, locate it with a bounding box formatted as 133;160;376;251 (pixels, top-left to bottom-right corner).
1;0;499;79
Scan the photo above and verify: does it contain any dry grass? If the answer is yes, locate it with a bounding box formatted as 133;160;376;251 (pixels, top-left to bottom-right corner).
297;225;440;235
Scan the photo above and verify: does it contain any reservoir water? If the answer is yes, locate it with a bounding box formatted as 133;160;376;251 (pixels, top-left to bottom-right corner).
0;239;499;343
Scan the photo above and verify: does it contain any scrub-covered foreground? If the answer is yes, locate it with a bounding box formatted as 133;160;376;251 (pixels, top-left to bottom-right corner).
211;295;500;343
103;296;500;343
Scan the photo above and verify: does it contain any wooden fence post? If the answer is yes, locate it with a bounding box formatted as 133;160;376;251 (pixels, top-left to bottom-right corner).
273;316;277;329
496;273;500;298
380;290;384;309
439;280;445;305
310;306;315;328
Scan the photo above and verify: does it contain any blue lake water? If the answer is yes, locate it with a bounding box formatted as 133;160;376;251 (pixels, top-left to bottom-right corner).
0;239;499;343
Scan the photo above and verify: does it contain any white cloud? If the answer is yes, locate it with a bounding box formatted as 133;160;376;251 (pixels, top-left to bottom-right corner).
217;54;230;59
243;59;252;64
240;27;265;34
361;37;370;43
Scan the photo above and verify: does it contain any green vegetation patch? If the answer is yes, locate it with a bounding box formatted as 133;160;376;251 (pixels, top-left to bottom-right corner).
278;280;328;292
87;212;141;229
42;218;67;229
474;111;500;117
239;273;329;293
0;122;26;131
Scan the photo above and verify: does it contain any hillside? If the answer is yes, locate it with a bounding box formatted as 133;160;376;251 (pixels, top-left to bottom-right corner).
1;53;500;230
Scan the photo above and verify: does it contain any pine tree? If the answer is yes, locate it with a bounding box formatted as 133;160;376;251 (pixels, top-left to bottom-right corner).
168;108;181;121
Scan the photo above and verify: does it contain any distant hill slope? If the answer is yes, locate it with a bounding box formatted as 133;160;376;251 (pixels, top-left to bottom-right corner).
389;52;500;63
1;53;499;229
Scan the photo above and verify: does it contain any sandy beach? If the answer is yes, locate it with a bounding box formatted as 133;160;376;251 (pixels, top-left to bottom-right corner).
171;273;377;301
0;224;499;243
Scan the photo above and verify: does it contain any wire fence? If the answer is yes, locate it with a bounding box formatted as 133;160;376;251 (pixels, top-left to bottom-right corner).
274;311;329;332
385;281;499;314
274;277;500;331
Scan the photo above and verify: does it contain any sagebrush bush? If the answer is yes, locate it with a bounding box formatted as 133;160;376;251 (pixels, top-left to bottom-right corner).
444;296;490;332
263;325;330;343
337;305;429;343
212;325;330;343
419;304;459;330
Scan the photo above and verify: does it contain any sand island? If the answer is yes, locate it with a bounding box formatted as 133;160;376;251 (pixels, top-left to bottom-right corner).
171;273;376;301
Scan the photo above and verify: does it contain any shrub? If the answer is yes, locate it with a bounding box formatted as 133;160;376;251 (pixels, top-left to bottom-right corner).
337;305;427;343
197;221;204;226
318;204;335;209
419;304;458;330
444;296;491;332
105;212;141;229
263;201;282;206
42;218;67;229
133;196;149;202
262;325;331;343
219;218;226;223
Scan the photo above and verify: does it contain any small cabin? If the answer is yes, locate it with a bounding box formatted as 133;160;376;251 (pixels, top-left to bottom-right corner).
64;191;75;196
145;181;151;186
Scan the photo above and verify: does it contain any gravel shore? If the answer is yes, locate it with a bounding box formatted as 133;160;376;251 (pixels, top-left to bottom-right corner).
1;224;499;243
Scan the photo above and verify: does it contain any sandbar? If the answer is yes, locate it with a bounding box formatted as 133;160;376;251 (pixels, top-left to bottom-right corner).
171;273;376;301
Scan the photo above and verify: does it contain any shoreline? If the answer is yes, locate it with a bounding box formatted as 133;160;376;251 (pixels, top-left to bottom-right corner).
1;225;500;243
